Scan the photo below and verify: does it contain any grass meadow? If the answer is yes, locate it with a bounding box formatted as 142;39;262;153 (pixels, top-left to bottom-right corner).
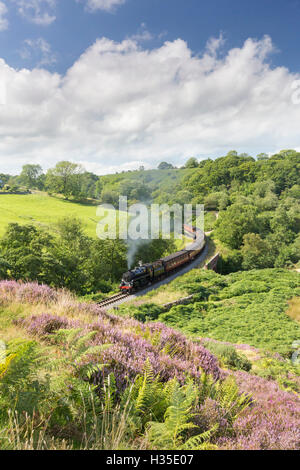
0;193;123;238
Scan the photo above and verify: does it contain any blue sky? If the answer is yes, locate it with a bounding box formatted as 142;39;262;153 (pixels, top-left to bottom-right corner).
0;0;300;174
2;0;300;73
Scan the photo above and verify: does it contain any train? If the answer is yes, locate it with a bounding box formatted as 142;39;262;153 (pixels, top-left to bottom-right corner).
119;225;205;294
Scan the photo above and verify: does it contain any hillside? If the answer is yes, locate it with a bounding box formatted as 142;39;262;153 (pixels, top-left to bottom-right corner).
0;280;299;450
100;167;194;202
0;152;299;451
0;193;113;238
118;268;300;356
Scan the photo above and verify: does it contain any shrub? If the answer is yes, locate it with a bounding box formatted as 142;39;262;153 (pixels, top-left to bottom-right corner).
203;341;252;372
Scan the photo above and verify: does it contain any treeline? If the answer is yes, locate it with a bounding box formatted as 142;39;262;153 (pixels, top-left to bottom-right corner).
0;218;127;295
0;218;178;296
3;150;300;207
2;148;299;273
179;150;300;272
1;162;101;200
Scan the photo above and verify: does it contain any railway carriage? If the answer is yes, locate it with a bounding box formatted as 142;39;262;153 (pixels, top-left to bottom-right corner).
161;250;190;272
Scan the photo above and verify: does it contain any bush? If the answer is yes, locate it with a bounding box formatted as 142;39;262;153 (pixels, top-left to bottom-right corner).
151;268;300;355
203;341;252;372
118;303;165;322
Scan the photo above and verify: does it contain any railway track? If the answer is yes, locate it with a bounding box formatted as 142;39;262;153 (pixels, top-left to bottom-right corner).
97;226;212;309
98;292;129;307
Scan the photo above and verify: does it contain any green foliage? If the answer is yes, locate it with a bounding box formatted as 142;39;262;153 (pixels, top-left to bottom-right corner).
184;157;199;169
0;223;61;285
0;340;51;420
119;303;164;322
182;151;300;269
254;356;300;394
203;342;252;372
19;164;43;190
146;380;202;449
150;268;300;356
158;162;174;170
241;233;274;270
145;374;251;450
215;204;259;249
0;218;127;295
50;328;111;379
46;161;84;199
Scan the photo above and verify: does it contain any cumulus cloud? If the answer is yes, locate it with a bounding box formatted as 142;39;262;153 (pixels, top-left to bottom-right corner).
0;35;300;174
19;38;57;66
0;1;8;31
11;0;56;26
81;0;126;12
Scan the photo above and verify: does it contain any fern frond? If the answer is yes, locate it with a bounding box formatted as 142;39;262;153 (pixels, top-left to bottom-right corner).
135;359;154;413
180;424;219;450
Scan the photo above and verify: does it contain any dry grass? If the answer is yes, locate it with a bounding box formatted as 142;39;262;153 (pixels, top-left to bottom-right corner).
286;297;300;323
0;289;103;328
134;289;189;307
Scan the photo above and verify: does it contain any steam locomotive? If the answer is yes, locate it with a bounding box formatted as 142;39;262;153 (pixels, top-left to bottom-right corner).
119;225;205;293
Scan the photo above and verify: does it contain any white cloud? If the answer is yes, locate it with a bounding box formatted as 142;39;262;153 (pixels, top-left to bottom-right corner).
0;2;8;31
130;23;154;43
82;0;126;13
19;38;57;66
0;35;300;174
205;32;225;57
11;0;56;26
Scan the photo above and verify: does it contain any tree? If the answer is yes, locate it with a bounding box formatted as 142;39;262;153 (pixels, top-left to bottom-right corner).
89;238;127;283
19;164;43;189
185;157;199;168
0;224;61;284
158;162;174;170
257;153;269;161
215;204;259;249
46;161;84;199
241;233;274;270
204;192;229;211
101;188;119;206
226;150;238;157
79;172;98;199
52;217;92;293
0;174;11;189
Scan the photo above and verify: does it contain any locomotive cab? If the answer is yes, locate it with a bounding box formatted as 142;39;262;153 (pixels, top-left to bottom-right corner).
119;270;134;292
119;264;152;292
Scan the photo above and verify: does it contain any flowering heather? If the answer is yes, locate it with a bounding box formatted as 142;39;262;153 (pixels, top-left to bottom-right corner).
16;314;72;336
217;371;300;450
0;280;58;305
5;282;300;450
196;397;229;434
19;311;221;391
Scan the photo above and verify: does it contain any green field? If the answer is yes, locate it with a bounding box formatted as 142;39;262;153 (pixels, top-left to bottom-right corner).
0;193;118;238
0;193;191;249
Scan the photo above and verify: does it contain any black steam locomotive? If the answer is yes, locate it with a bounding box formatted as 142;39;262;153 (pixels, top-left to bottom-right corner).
119;225;205;294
